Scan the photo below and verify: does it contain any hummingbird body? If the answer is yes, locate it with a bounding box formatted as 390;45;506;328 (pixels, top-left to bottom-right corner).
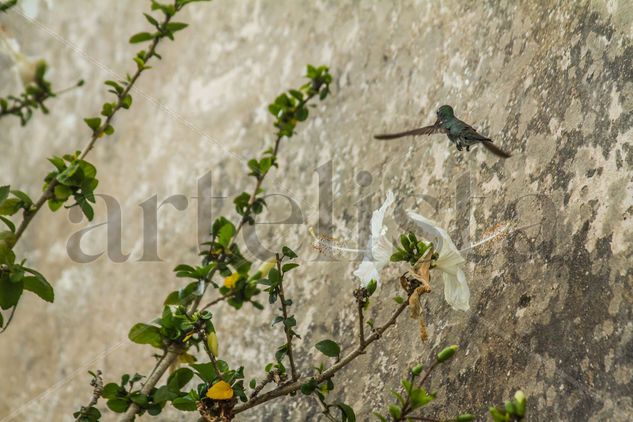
374;105;511;158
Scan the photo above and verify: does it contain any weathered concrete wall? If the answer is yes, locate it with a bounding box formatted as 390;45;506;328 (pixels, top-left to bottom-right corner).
1;1;632;421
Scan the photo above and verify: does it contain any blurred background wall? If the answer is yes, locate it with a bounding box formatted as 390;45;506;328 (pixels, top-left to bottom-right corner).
0;1;632;420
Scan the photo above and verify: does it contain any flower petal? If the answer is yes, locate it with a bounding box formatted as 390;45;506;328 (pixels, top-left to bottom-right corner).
370;234;393;269
206;380;234;400
353;260;380;287
407;210;465;274
443;268;470;311
370;191;395;240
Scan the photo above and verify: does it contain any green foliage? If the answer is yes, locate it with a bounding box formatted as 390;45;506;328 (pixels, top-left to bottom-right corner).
128;306;213;349
44;153;99;221
390;232;434;265
268;65;332;138
0;0;18;12
101;373;167;416
489;390;526;422
314;339;341;359
189;359;247;403
0;62;82;126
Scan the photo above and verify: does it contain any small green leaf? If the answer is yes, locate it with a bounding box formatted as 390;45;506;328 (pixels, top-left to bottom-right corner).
23;275;54;303
106;398;130;413
336;402;356;422
282;263;299;272
366;279;377;296
167;367;193;390
129;32;154;43
128;323;163;348
0;186;9;204
393;296;405;304
83;117;101;132
166;22;188;32
315;339;340;358
388;405;401;419
282;246;297;259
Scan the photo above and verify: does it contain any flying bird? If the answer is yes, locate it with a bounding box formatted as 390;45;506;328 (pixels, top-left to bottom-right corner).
374;105;511;158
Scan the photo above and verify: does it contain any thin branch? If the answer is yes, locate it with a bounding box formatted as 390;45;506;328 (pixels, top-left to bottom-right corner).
74;370;103;421
12;11;168;247
123;87;322;422
233;297;411;415
315;397;337;422
417;361;439;388
200;292;233;311
276;254;298;381
249;369;284;399
200;330;221;377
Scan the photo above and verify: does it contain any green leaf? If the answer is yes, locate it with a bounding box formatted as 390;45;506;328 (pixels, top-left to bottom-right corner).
336;402;356;422
366;279;377;296
388;404;401;419
282;246;297;259
0;186;9;204
106;398;130;413
172;394;198;411
282;263;299;272
0;277;22;310
457;414;476;421
393;296;405;304
410;387;433;409
0;198;22;216
143;12;159;27
129;32;154;43
83;117;102;132
167;367;193;390
128;323;163;348
101;383;123;399
78;199;95;221
104;124;115;135
0;216;15;233
315;339;340;358
166;22;188;32
54;185;72;201
190;362;218;383
23;275;54;303
436;345;458;363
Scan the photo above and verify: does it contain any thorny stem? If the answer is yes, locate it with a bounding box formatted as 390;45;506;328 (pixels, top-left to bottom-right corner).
276;254;299;381
250;369;284;399
13;11;168;247
122;76;320;422
75;370;103;420
233;296;411;415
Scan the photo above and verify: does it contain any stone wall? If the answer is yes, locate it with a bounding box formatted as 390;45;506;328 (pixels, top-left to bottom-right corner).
0;1;632;421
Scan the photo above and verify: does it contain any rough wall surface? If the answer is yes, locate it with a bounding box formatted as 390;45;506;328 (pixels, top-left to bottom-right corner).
1;1;632;421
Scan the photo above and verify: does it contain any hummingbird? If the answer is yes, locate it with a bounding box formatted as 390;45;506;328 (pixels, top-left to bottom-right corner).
374;105;511;158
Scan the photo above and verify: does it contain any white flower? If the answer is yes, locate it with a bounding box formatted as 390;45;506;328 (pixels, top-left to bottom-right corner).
0;29;38;87
406;210;469;311
353;191;396;287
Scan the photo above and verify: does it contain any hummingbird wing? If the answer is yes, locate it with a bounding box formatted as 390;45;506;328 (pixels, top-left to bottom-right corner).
374;124;446;140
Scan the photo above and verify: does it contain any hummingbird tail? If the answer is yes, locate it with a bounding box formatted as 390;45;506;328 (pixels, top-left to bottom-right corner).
481;140;512;158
